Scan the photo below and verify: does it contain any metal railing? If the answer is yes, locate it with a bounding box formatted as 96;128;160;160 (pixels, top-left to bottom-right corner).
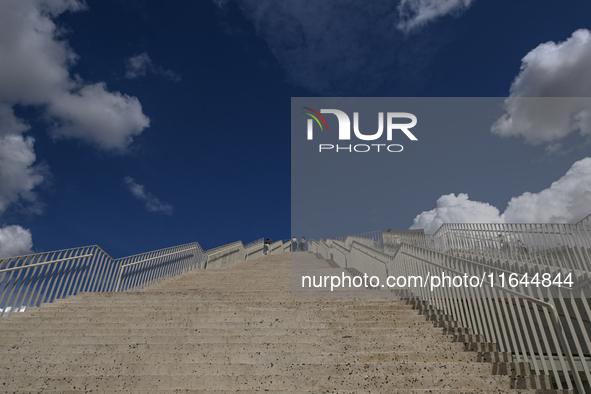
309;213;591;392
114;243;204;292
1;236;279;317
0;242;206;317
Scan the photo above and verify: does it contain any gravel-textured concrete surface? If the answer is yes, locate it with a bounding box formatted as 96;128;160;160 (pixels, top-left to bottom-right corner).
0;252;570;393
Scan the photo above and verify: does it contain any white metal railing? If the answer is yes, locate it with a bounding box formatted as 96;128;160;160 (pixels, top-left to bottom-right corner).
309;213;591;393
114;244;203;292
1;237;282;317
1;246;120;317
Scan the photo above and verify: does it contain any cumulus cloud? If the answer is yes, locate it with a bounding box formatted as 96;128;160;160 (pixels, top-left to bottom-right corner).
0;0;150;152
410;193;503;234
411;157;591;233
492;29;591;148
123;177;173;215
213;0;440;95
125;53;181;82
0;225;33;258
397;0;474;33
0;133;45;215
0;104;30;136
503;158;591;223
0;0;153;255
47;83;149;150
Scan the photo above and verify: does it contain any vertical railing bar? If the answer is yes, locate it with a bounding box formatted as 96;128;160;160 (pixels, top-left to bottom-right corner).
52;248;78;301
488;287;510;353
518;284;551;378
551;296;583;390
560;223;583;272
107;256;123;292
500;293;525;363
11;254;40;313
124;253;142;292
17;251;52;310
30;253;53;308
573;219;591;270
43;249;66;304
569;292;591;388
534;224;581;388
145;249;163;289
20;256;45;310
78;246;101;294
159;247;176;286
56;248;81;300
475;264;495;344
119;255;133;292
4;260;34;317
1;264;16;315
74;246;92;294
97;250;116;292
568;222;590;272
3;254;40;317
151;247;168;287
508;281;540;372
131;253;149;291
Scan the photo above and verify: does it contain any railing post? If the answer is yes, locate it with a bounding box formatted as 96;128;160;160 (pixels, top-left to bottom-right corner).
114;266;124;292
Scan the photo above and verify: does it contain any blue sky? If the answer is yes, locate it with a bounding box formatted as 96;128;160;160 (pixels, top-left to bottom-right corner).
1;0;591;258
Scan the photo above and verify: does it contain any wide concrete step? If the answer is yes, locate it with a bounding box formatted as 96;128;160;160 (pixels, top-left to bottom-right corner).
6;311;426;322
0;326;447;337
0;319;434;330
28;302;416;312
2;390;569;394
38;301;414;311
0;350;511;365
0;388;573;394
0;341;471;354
0;361;532;377
1;315;427;324
0;373;526;391
0;333;469;346
2;253;565;393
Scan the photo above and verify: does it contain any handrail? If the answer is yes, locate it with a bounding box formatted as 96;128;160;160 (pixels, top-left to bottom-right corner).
311;215;591;392
398;248;585;394
1;237;289;317
114;247;198;292
0;241;206;317
120;248;197;268
0;254;94;274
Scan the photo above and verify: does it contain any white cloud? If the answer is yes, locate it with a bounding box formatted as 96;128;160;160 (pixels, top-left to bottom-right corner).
123;177;173;215
410;193;503;234
411;157;591;233
125;53;181;82
0;104;30;136
0;134;45;215
0;0;151;252
0;225;33;258
397;0;474;33
47;83;150;151
503;157;591;224
492;29;591;147
0;0;150;152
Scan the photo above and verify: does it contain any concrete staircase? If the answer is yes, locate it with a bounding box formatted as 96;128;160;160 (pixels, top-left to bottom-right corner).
0;252;571;393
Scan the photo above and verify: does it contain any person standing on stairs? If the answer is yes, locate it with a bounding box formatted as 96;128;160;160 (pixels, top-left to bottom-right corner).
299;236;306;252
263;238;272;255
